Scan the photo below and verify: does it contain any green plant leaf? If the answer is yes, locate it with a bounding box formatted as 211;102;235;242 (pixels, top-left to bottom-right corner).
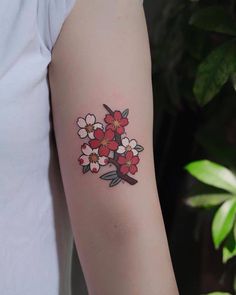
82;165;90;174
222;231;236;263
185;160;236;194
202;292;232;295
185;194;235;208
212;198;236;249
122;109;129;118
189;6;236;36
193;40;236;106
100;171;117;180
109;177;122;187
135;144;144;153
234;219;236;241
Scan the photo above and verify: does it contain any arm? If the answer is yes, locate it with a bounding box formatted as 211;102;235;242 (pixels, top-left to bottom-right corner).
49;0;179;294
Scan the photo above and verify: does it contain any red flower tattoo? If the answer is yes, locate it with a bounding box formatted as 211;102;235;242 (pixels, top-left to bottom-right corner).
104;111;129;135
76;104;144;187
89;128;118;157
117;151;140;175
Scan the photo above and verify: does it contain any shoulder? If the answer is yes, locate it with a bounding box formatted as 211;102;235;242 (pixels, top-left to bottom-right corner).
37;0;77;52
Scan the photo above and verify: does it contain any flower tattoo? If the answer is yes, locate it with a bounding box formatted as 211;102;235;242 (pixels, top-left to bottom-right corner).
76;114;103;139
76;104;144;187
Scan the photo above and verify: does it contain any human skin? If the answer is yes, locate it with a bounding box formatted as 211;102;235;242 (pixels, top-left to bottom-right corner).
48;0;179;294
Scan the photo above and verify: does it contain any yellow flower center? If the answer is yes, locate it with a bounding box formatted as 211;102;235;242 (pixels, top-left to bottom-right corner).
113;120;120;128
126;145;132;151
101;138;109;146
85;124;94;133
126;160;132;167
89;153;99;163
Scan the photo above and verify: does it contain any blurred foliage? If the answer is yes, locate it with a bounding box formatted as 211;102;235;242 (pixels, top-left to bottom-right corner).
150;0;236;173
148;0;236;294
186;161;236;254
186;160;236;294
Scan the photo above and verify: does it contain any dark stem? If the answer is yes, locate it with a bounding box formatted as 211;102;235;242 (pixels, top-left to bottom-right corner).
114;134;121;161
103;103;122;155
109;158;138;185
103;104;114;115
103;104;137;185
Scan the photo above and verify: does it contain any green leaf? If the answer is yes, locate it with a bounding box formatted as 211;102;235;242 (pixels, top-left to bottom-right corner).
135;144;144;153
185;194;235;208
234;219;236;241
100;171;117;180
212;198;236;249
222;231;236;263
202;292;232;295
189;6;236;36
109;177;122;187
193;40;236;106
82;165;90;174
122;109;129;118
185;160;236;194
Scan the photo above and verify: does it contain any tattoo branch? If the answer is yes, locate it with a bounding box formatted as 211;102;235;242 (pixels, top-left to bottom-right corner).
76;104;144;187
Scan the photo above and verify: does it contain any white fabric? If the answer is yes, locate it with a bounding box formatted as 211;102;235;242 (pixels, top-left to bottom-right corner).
0;0;77;294
0;0;145;294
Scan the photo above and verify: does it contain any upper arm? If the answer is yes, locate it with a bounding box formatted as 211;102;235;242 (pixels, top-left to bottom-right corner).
48;3;180;292
49;0;161;245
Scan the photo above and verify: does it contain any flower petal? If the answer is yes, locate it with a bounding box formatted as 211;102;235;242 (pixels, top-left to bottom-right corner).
120;118;129;127
94;128;104;140
108;141;118;151
98;156;109;166
78;128;87;139
86;113;96;125
129;139;137;148
105;129;115;141
106;124;115;131
77;117;86;128
117;146;126;154
116;126;124;135
122;137;129;147
117;156;126;165
90;162;99;173
131;156;140;165
88;131;95;139
93;123;103;130
132;149;138;156
130;165;138;175
104;114;114;124
114;111;122;121
78;155;90;166
120;165;129;175
99;145;110;156
126;151;133;160
89;139;100;149
93;148;99;154
81;144;92;156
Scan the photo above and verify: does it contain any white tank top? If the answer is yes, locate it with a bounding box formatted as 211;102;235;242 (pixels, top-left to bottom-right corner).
0;0;76;294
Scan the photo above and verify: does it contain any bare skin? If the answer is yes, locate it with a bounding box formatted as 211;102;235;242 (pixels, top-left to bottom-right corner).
48;0;179;294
